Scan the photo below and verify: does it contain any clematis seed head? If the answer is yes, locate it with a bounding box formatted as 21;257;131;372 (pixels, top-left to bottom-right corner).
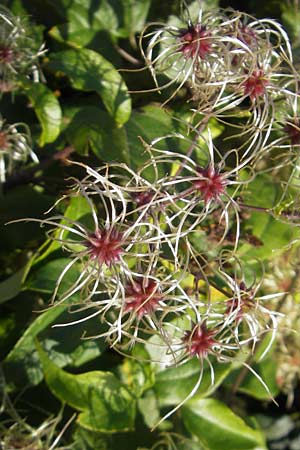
194;166;227;203
243;69;268;100
183;322;217;358
179;23;212;60
125;278;162;318
87;228;124;267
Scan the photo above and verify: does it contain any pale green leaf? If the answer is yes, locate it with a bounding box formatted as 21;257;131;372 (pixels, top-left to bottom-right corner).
24;83;62;146
37;343;136;433
182;398;267;450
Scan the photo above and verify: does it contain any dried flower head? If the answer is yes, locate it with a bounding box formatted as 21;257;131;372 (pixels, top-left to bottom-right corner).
0;119;38;183
179;22;212;60
242;69;269;101
124;278;163;318
183;321;217;358
219;261;282;357
0;6;45;89
193;165;227;204
87;228;124;267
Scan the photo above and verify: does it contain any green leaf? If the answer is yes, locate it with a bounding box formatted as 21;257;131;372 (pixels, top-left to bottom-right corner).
37;343;136;432
32;195;93;265
282;6;300;46
137;433;204;450
24;82;62;146
4;305;67;388
182;398;267;450
124;104;188;166
238;359;280;400
121;0;151;35
63;195;93;221
27;257;81;295
48;49;131;126
65;106;130;163
137;390;160;429
49;0;121;47
119;345;155;398
154;358;232;406
0;262;31;304
60;0;120;30
124;104;223;170
4;303;106;388
65;103;223;168
239;174;300;260
72;425;112;450
49;25;96;48
226;355;280;401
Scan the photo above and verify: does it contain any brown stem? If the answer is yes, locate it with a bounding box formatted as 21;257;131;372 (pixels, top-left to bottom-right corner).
114;45;141;65
3;146;74;192
238;202;270;213
174;115;211;177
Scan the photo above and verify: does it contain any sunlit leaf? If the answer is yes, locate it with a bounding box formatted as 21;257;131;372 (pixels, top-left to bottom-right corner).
32;196;93;265
124;104;223;168
182;398;267;450
239;174;300;259
48;49;131;126
24;82;62;146
37;343;136;432
49;0;121;47
119;345;155;398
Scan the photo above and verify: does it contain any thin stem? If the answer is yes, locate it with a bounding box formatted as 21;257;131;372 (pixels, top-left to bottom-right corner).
3;145;74;191
238;202;270;213
174;115;211;177
114;44;141;65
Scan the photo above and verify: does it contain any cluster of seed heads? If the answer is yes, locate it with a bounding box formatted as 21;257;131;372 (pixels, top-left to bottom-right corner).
17;4;299;420
0;7;44;183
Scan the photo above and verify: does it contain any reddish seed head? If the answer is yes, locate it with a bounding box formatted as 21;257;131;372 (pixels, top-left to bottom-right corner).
179;23;212;59
184;322;216;358
284;118;300;145
0;131;8;149
0;46;14;64
194;166;226;203
243;69;268;100
87;228;124;267
124;279;162;318
134;190;154;207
